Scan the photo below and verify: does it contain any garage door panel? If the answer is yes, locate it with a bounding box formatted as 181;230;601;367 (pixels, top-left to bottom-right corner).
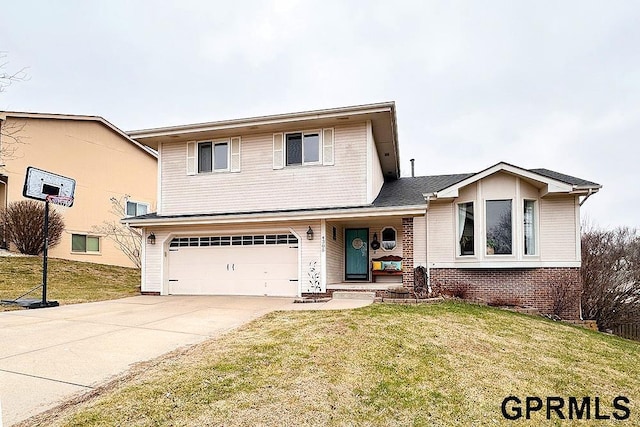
168;238;298;296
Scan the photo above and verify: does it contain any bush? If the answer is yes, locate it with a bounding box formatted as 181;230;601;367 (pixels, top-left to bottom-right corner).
0;200;65;255
581;225;640;331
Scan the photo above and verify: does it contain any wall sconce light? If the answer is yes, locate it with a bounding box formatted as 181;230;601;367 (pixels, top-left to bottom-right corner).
371;232;380;250
306;226;314;240
147;232;156;245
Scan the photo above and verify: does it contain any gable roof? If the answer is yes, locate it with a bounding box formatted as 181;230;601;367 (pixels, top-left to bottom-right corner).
372;163;601;207
528;168;600;187
128;102;400;179
0;111;158;159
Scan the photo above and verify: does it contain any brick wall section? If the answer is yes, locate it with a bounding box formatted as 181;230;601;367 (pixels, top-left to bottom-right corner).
430;268;582;319
402;218;414;289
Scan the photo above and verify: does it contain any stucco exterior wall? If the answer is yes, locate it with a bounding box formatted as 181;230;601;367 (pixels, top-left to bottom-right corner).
0;117;157;267
160;123;369;216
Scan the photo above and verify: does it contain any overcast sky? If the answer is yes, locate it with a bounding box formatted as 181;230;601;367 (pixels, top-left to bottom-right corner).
1;1;638;228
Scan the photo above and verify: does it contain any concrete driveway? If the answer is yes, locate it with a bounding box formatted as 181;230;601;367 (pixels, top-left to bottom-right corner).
0;294;373;426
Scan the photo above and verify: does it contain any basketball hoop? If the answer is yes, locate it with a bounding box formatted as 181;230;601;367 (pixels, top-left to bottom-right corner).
46;195;74;207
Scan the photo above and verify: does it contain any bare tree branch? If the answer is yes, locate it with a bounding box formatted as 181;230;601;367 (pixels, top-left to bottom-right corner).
91;195;142;268
0;53;29;162
0;52;29;93
581;224;640;331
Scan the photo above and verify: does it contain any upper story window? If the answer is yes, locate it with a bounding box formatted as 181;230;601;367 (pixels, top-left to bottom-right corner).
486;199;512;255
198;141;229;173
126;201;148;217
286;132;320;166
187;137;240;175
524;200;537;255
273;128;333;169
458;202;474;256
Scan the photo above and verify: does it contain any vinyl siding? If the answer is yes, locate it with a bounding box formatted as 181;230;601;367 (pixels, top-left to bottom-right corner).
427;172;580;266
413;216;427;266
427;202;455;263
325;221;344;285
160;123;368;216
539;196;578;262
367;121;385;203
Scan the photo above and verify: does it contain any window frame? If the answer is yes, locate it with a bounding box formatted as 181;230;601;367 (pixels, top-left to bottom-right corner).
523;199;538;256
126;200;149;217
485;199;514;256
197;139;230;173
71;233;101;254
457;201;475;257
380;226;397;251
284;130;322;166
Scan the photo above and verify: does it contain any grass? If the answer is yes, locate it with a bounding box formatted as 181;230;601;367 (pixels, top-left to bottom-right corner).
30;301;640;426
0;256;140;310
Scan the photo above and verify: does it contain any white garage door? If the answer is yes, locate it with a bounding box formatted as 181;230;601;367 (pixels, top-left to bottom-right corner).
167;234;299;297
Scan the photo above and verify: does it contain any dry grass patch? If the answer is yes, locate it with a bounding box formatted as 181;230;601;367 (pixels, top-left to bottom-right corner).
0;257;140;310
31;302;640;426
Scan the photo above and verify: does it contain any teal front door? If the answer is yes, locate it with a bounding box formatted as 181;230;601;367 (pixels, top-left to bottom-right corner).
345;228;369;280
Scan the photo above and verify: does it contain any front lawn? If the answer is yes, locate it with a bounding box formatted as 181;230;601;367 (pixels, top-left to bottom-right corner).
0;257;140;310
31;301;640;426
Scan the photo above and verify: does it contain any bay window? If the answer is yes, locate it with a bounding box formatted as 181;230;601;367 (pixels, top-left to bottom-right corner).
524;200;536;255
486;200;512;255
458;202;474;255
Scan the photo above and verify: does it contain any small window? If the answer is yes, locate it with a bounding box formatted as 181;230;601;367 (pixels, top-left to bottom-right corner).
198;140;229;173
381;227;397;251
198;142;212;173
126;201;148;217
214;143;229;170
72;234;100;253
458;202;474;256
486;200;512;255
286;132;320;166
524;200;536;255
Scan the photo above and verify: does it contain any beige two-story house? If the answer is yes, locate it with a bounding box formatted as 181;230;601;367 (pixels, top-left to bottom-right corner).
0;112;157;267
126;102;600;319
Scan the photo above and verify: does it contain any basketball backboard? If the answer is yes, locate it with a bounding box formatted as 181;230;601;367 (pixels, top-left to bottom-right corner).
23;167;76;206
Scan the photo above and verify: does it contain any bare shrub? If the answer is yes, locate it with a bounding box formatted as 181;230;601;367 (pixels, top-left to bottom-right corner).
581;225;640;331
487;297;521;307
437;281;471;299
0;200;64;255
549;281;575;318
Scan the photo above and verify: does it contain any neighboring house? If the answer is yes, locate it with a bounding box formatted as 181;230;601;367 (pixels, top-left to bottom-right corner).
0;112;157;267
125;102;600;319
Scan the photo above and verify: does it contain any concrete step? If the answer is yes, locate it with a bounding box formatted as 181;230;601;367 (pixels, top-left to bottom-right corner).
332;291;376;301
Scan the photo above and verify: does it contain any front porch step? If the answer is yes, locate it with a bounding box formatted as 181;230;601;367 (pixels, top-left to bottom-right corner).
331;291;376;301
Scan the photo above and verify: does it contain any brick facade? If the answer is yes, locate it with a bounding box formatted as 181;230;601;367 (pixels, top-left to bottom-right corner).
402;217;414;288
430;267;582;319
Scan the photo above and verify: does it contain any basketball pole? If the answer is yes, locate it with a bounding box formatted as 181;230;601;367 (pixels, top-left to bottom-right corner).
42;199;49;305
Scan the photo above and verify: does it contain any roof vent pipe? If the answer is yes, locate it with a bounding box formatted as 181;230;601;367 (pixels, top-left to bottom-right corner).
410;159;415;178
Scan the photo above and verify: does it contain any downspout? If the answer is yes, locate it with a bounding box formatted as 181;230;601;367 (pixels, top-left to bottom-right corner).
423;193;434;294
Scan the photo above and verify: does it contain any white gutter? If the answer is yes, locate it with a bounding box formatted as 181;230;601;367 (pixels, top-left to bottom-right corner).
128;102;395;139
579;188;599;206
423;193;434;293
123;205;427;227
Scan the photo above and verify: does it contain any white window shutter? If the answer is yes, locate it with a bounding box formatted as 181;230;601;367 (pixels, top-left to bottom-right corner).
322;128;334;165
273;133;284;169
230;137;241;172
186;141;196;175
